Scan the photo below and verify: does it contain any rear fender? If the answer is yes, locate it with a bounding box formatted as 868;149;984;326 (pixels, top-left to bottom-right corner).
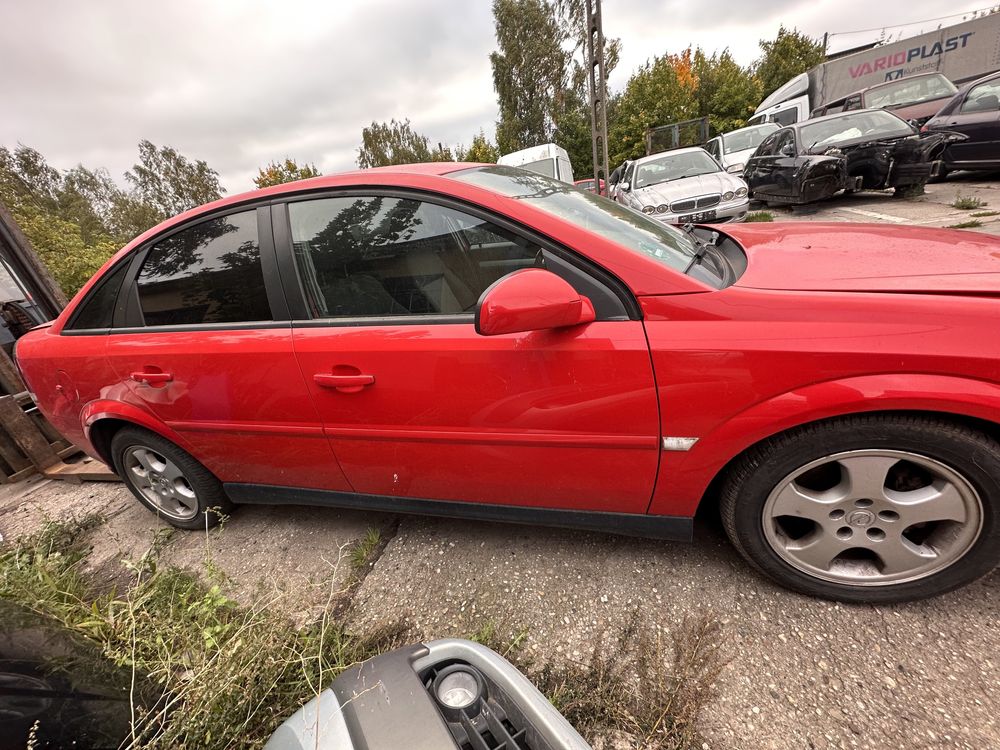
649;373;1000;517
81;400;194;462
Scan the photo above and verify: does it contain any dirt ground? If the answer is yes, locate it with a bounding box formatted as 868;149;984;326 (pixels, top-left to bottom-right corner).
2;175;1000;749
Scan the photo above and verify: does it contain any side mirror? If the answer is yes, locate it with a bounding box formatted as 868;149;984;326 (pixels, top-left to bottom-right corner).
726;163;744;174
780;144;796;157
475;269;595;336
620;182;630;192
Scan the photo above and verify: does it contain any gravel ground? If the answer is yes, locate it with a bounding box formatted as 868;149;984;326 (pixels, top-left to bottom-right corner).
2;175;999;748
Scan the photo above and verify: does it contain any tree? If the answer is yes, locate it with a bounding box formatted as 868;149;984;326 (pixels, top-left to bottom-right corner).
356;119;453;168
253;158;321;189
125;139;225;221
755;26;825;99
608;51;699;166
457;131;500;163
693;49;762;135
490;0;569;154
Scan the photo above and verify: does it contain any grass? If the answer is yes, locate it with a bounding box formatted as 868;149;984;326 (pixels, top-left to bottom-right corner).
970;210;1000;218
952;194;986;210
744;211;774;222
947;220;984;229
2;517;726;750
473;615;727;749
349;526;382;573
1;517;407;749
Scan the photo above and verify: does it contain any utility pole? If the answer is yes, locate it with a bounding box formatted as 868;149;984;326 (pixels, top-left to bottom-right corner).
584;0;610;192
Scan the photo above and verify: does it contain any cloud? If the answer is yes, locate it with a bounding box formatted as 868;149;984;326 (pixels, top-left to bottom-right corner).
0;0;976;192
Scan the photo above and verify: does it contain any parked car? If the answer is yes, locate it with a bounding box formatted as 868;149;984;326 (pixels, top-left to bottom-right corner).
16;163;1000;604
704;123;779;174
743;109;961;205
573;177;605;195
811;72;959;125
614;147;749;224
266;638;590;750
923;70;1000;178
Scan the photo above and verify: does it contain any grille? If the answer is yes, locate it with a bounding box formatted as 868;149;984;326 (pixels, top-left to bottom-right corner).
670;194;721;213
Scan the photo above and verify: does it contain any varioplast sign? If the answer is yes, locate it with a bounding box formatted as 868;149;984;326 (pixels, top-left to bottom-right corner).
815;13;1000;106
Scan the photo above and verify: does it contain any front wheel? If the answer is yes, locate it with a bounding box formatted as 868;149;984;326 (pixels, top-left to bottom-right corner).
111;427;234;530
720;415;1000;603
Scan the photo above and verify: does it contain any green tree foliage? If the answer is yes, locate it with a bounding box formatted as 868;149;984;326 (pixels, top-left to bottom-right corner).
457;131;500;163
608;51;699;166
356;119;453;168
253;158;322;189
490;0;570;154
755;26;825;99
693;49;762;135
0;142;226;296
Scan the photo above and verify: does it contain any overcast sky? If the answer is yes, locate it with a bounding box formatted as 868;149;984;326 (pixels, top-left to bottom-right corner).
0;0;985;191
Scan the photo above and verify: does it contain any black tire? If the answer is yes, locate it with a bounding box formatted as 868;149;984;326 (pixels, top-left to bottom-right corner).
111;426;234;530
720;415;1000;603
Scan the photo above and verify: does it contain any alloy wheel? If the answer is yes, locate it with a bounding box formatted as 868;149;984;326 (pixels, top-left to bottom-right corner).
123;445;200;521
762;449;983;586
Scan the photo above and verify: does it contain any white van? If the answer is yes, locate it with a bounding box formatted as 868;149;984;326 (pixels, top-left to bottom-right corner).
497;143;574;183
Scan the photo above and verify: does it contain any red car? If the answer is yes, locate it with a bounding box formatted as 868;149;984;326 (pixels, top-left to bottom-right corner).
573;177;605;196
16;163;1000;603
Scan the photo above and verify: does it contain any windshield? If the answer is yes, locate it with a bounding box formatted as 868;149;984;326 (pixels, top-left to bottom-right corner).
799;110;914;152
723;124;779;154
864;74;958;109
633;150;720;189
450;165;700;273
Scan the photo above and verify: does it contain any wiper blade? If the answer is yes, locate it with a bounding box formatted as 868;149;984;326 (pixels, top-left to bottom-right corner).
680;224;719;274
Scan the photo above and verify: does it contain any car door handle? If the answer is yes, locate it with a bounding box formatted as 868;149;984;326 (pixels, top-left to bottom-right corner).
130;371;173;386
313;373;375;392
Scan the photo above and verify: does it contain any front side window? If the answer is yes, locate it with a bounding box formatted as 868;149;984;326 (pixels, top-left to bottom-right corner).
288;196;543;318
135;210;271;326
961;80;1000;113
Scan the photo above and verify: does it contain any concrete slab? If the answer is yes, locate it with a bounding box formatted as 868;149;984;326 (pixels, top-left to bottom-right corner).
349;516;1000;750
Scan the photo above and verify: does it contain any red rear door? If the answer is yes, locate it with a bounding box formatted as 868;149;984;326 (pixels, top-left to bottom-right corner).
104;207;351;490
280;194;660;513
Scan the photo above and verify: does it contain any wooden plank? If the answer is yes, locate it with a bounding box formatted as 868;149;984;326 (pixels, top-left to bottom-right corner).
41;458;119;483
0;199;68;312
0;394;59;468
0;428;31;471
0;348;25;396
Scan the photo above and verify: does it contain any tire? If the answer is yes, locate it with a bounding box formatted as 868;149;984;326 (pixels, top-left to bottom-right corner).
111;427;234;530
720;415;1000;603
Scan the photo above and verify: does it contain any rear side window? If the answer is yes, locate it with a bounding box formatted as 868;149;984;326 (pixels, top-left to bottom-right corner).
67;261;129;330
135;211;271;326
288;196;542;319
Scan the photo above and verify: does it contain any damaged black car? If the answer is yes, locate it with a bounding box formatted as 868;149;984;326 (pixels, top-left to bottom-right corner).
742;109;963;206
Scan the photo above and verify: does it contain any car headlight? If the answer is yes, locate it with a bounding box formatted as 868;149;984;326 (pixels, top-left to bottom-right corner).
723;191;735;201
641;206;656;215
656;204;669;214
736;187;747;198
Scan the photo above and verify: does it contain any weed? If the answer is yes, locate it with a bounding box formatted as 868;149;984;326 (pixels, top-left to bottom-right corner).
349;526;382;572
952;194;986;210
947;220;984;229
0;518;408;749
970;210;1000;218
744;211;774;222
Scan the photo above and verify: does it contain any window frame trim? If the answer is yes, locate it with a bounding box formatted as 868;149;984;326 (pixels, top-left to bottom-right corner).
270;187;641;327
62;202;290;336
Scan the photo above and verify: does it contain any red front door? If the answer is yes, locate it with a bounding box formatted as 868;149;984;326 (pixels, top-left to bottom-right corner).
282;192;660;513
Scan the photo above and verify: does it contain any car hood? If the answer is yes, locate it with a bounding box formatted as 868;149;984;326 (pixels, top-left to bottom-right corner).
632;172;744;207
724;222;1000;294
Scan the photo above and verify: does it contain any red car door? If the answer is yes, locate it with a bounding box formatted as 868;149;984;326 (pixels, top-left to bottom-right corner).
280;194;660;513
104;207;352;491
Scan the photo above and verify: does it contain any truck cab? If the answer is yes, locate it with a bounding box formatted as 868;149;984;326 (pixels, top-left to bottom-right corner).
497;143;575;183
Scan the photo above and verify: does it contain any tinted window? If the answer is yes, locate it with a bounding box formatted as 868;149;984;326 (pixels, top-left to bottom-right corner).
68;261;129;330
136;211;270;326
288;197;543;318
755;133;781;157
961;80;1000;113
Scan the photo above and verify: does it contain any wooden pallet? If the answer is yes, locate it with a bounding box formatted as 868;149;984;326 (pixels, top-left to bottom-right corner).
41;454;119;484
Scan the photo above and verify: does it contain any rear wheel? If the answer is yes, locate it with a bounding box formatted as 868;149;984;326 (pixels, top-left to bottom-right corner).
720;415;1000;603
111;427;233;530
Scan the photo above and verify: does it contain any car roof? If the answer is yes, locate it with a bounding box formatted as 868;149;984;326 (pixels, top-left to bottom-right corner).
635;146;709;164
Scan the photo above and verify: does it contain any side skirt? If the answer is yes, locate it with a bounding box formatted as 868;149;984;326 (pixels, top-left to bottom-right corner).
224;483;694;542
